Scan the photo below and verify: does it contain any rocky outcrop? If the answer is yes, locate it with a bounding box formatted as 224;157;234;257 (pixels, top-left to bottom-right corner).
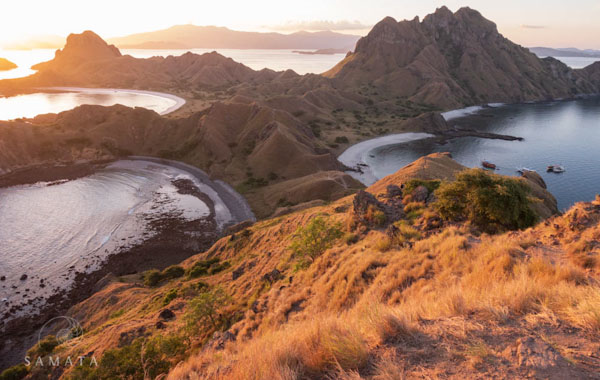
367;152;465;195
367;152;559;220
325;7;600;108
0;58;17;71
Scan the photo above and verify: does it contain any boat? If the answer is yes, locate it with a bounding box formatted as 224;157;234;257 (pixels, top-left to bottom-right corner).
482;161;497;170
547;165;566;173
517;167;536;174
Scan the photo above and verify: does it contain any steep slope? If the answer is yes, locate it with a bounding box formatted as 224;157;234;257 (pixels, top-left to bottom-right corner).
324;7;600;108
14;154;600;380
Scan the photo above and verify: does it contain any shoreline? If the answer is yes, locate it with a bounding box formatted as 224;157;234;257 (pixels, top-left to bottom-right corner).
38;87;187;115
127;156;256;228
0;157;253;369
0;159;114;188
337;132;434;185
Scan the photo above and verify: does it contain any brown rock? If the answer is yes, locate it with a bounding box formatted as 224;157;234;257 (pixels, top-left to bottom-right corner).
411;185;429;203
516;337;560;369
158;308;175;321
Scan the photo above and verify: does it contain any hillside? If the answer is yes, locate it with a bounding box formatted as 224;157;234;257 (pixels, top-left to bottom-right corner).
107;25;360;50
0;103;361;217
324;7;600;108
8;154;600;379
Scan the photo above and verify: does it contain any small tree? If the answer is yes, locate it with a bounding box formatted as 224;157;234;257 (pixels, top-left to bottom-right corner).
434;169;537;232
185;287;230;332
289;216;343;267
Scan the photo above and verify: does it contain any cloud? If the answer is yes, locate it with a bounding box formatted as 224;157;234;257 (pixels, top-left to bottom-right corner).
521;25;547;29
267;20;371;32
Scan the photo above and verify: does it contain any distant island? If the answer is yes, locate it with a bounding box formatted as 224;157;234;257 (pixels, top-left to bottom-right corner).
292;48;350;55
0;58;17;71
106;25;360;50
530;46;600;58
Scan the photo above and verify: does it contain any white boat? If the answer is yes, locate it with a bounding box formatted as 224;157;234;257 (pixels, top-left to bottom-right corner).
547;165;566;173
517;167;536;174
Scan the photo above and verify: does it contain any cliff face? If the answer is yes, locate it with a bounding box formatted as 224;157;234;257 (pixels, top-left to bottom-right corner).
325;7;600;108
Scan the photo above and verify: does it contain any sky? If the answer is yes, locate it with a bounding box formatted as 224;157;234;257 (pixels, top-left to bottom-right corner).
1;0;599;49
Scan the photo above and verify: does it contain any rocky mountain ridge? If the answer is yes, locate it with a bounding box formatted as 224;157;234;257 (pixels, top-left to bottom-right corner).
325;6;600;108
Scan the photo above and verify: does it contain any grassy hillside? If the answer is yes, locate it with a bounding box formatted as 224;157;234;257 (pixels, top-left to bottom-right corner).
8;154;600;379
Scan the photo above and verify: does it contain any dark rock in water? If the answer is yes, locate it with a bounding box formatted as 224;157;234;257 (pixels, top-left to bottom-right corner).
158;308;175;321
19;274;27;281
0;276;5;281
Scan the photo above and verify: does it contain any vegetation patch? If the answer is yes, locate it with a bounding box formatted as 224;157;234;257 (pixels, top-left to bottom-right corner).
434;169;537;232
289;216;343;269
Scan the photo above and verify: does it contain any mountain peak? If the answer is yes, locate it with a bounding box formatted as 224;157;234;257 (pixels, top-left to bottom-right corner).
325;6;599;108
32;31;121;71
63;30;122;59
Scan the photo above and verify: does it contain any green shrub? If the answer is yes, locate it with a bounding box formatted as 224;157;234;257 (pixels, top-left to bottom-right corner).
70;335;187;380
402;179;441;198
143;270;162;287
185;287;230;331
208;261;231;275
163;289;178;306
187;258;220;279
0;364;28;380
29;335;59;357
162;265;185;280
434;169;537;232
289;216;343;267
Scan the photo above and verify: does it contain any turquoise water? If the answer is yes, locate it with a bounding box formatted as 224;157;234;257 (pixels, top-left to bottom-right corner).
366;96;600;211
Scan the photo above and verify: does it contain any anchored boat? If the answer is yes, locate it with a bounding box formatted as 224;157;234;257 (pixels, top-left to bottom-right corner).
547;165;566;173
517;167;536;174
482;161;497;170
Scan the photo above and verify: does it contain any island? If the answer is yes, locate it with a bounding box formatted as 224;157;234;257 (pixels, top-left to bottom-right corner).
0;58;17;71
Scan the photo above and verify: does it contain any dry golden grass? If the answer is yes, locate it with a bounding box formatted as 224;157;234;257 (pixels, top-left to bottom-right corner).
49;192;600;379
165;198;600;379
